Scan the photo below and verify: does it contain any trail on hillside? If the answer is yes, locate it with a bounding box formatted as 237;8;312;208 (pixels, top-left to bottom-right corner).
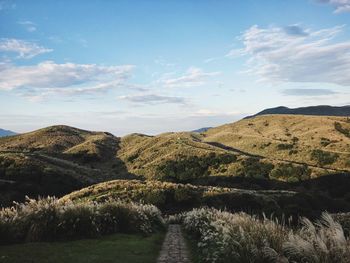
157;224;190;263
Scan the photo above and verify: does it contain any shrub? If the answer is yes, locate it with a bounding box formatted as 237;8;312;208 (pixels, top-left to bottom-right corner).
311;149;339;166
320;137;332;147
156;153;237;182
270;164;311;182
335;122;350;138
277;143;294;150
238;158;274;179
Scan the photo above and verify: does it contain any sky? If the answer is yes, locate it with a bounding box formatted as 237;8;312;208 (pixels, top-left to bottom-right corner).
0;0;350;135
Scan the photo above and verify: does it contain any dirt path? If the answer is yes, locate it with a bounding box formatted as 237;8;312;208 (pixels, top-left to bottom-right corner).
157;224;190;263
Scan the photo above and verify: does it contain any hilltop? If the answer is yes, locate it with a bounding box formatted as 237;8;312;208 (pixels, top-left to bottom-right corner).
245;105;350;119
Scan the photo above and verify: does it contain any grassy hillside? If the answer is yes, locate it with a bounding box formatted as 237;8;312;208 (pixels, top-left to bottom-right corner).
1;115;349;206
204;115;350;173
0;126;135;206
62;178;350;218
117;115;348;183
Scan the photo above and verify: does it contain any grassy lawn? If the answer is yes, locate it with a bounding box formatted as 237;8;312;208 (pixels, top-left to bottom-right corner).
0;232;164;263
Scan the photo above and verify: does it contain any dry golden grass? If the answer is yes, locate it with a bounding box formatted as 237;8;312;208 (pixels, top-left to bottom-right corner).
204;115;350;172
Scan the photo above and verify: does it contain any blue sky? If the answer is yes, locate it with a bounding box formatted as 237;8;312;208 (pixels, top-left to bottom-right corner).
0;0;350;135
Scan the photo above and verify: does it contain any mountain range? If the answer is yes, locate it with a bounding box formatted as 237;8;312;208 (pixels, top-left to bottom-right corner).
0;129;16;137
245;105;350;119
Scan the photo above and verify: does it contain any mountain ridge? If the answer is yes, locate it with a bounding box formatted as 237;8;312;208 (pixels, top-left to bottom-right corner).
245;105;350;119
0;128;17;137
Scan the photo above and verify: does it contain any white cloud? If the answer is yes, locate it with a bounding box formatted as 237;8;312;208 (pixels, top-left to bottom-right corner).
160;67;220;88
317;0;350;13
119;94;187;105
0;61;134;100
0;38;52;58
0;61;133;90
229;25;350;86
18;21;37;32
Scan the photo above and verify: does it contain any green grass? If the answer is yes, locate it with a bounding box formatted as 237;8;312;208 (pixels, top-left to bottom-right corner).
0;232;165;263
183;231;201;263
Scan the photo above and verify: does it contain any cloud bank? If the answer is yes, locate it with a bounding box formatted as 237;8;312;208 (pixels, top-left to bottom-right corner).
229;25;350;86
0;61;134;99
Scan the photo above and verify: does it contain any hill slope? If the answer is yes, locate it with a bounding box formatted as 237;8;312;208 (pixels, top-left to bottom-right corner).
0;125;134;206
2;115;350;207
117;115;350;183
62;177;350;217
245;105;350;119
203;115;350;175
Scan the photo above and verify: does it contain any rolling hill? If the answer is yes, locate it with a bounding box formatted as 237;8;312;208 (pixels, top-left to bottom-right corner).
203;115;350;174
117;115;350;184
0;125;135;206
1;114;350;207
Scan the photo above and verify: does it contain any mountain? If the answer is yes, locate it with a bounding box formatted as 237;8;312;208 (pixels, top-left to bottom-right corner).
245;105;350;119
0;128;16;137
192;127;212;133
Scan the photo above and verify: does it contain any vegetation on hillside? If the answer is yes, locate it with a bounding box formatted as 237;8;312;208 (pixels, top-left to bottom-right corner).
204;115;350;173
0;126;134;207
62;179;350;219
1;115;350;207
173;208;350;263
0;197;164;244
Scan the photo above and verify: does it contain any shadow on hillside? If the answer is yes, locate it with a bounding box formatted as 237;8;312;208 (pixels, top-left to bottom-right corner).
180;173;350;221
0;137;139;207
190;173;350;201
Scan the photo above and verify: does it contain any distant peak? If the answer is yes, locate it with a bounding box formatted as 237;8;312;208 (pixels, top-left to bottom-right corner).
245;105;350;119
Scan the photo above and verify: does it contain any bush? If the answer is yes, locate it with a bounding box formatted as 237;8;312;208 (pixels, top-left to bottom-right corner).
335;122;350;138
277;143;294;150
0;197;164;244
156;153;237;182
311;149;339;166
270;164;311;182
238;158;274;179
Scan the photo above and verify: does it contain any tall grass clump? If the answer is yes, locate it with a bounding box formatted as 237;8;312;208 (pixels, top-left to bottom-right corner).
0;197;164;244
181;208;350;263
284;213;350;263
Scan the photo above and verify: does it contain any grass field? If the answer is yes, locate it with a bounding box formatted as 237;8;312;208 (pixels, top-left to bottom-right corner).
0;233;164;263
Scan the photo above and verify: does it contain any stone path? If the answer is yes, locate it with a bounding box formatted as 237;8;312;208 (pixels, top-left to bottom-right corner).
157;224;190;263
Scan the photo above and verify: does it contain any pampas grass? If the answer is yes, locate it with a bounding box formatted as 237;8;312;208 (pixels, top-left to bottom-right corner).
181;208;350;263
0;197;164;244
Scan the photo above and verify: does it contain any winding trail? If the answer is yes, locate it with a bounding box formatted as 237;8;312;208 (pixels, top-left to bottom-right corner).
157;224;190;263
